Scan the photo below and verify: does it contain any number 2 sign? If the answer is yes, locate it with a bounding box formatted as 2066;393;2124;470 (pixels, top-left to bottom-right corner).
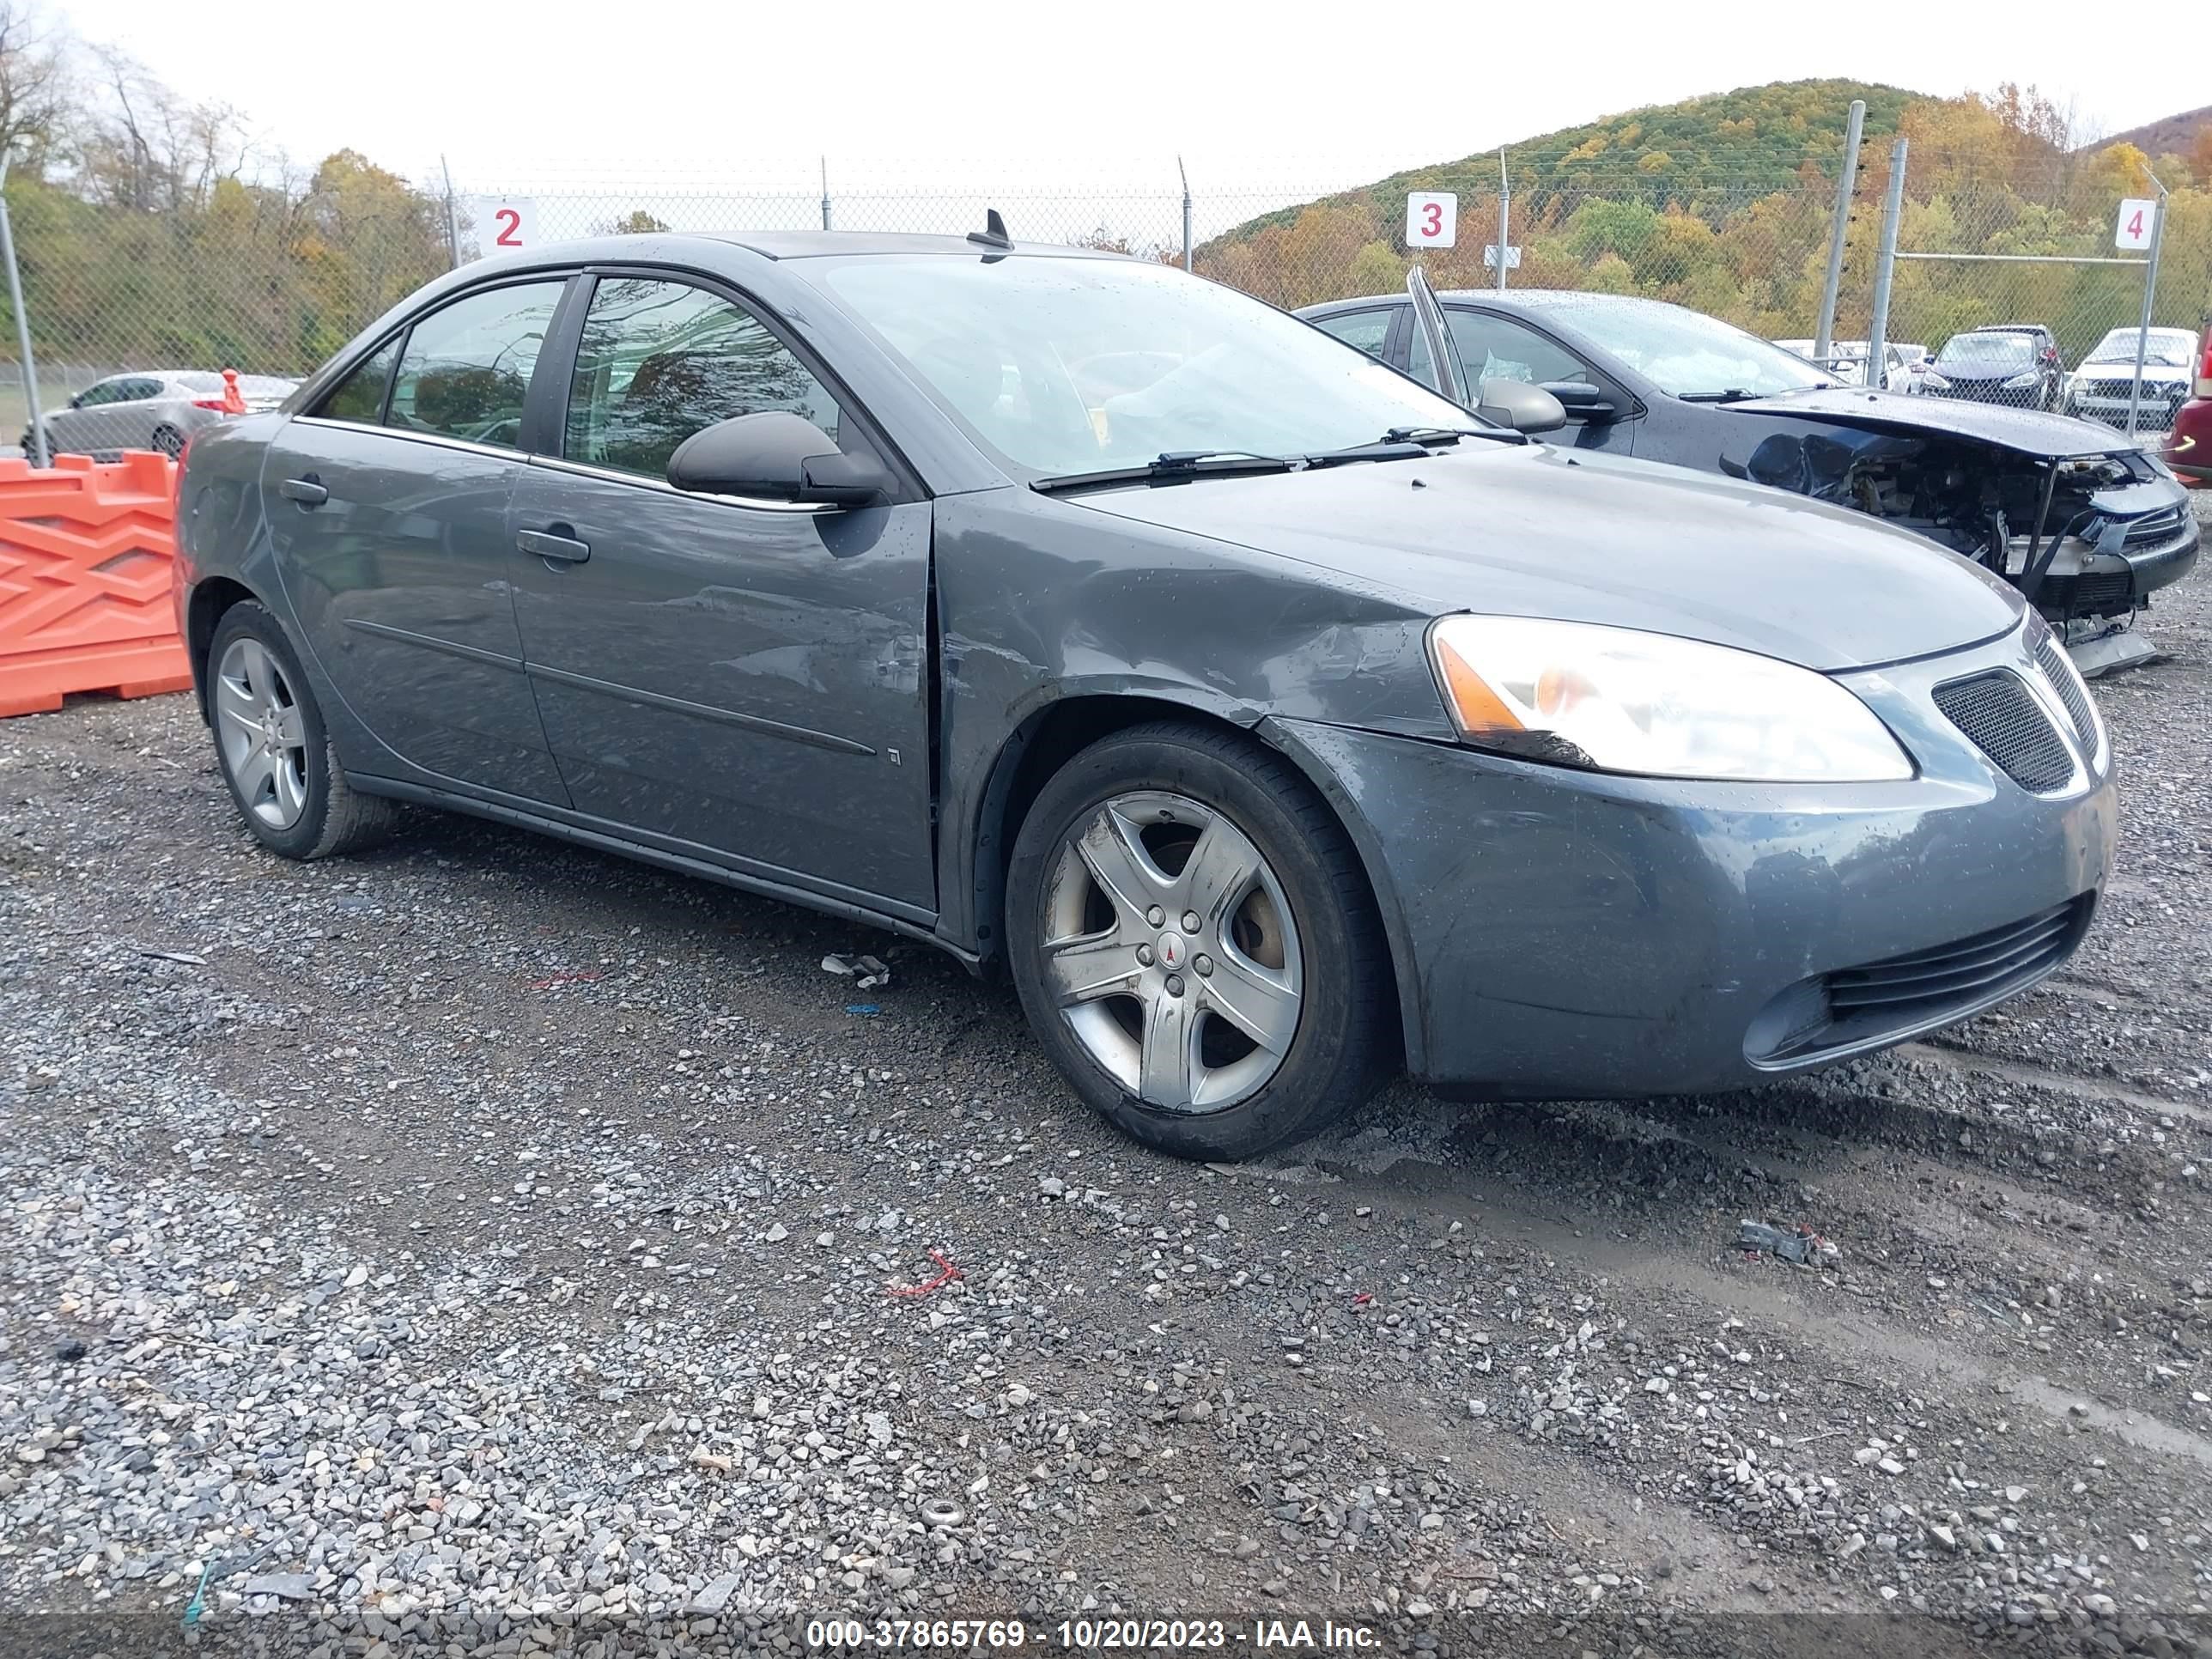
1406;191;1458;251
2115;198;2157;251
468;197;538;258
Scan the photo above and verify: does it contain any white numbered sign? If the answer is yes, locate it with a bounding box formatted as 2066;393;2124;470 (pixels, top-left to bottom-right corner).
1406;191;1458;251
2115;198;2157;251
469;197;538;258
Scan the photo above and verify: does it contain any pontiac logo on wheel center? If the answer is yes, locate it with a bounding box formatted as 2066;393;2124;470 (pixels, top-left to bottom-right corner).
1159;933;1184;969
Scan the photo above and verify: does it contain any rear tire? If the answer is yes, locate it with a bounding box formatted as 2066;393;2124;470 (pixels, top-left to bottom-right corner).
206;601;401;860
1006;721;1391;1161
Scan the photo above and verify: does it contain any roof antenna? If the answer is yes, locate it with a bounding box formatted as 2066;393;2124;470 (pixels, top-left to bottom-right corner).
966;208;1012;252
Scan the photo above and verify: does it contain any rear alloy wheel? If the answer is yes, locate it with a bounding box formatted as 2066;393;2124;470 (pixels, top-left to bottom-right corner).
206;601;401;860
151;423;185;458
1007;723;1391;1160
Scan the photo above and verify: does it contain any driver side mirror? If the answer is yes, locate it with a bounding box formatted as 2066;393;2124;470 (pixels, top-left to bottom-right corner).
1540;380;1620;422
667;410;891;507
1475;378;1567;435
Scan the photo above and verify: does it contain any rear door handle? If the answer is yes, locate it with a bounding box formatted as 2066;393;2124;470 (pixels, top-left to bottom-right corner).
518;527;591;564
278;476;328;507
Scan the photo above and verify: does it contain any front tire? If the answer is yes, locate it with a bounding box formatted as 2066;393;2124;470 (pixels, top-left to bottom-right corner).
206;601;400;860
1006;722;1391;1160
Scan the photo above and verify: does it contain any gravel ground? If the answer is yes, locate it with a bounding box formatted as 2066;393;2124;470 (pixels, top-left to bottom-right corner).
3;501;2209;1657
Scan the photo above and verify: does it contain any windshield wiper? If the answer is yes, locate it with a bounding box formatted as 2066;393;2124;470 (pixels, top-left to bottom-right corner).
1678;388;1762;403
1030;450;1295;495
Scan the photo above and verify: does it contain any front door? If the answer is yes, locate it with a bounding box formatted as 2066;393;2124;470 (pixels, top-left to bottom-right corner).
261;279;574;805
508;272;936;912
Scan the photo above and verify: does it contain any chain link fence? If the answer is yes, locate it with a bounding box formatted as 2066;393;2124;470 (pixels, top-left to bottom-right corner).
2;120;2203;455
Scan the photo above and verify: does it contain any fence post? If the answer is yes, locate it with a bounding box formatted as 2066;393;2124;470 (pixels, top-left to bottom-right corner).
1866;137;1907;380
821;157;833;232
440;155;461;270
1814;99;1865;362
1496;149;1510;294
1178;157;1192;272
2124;174;2169;442
0;155;46;466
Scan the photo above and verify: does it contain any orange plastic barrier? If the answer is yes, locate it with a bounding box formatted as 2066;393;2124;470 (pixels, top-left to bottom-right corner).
0;451;191;718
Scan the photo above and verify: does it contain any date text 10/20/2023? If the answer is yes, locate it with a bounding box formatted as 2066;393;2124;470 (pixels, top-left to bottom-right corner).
802;1617;1384;1650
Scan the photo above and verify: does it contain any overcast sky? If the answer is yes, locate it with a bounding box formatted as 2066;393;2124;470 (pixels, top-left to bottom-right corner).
53;0;2204;196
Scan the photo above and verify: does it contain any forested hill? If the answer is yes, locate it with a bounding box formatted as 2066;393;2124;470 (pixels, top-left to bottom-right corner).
1211;80;1920;248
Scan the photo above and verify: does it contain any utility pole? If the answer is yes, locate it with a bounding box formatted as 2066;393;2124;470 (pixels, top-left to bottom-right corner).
1495;149;1510;294
1814;100;1865;362
1178;156;1193;273
1866;137;1908;380
2124;173;2169;442
0;153;47;466
821;157;832;232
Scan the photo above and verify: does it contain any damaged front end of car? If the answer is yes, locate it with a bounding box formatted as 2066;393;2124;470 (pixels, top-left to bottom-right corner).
1717;396;2199;648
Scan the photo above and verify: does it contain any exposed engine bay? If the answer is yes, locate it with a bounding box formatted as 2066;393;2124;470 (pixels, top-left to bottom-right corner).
1724;424;2191;623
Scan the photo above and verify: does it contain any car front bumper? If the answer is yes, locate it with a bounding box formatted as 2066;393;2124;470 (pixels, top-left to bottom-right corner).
1267;628;2114;1097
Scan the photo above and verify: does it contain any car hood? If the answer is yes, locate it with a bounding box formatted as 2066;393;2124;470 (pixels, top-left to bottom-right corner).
1067;442;2021;672
2075;362;2192;381
1720;386;2135;457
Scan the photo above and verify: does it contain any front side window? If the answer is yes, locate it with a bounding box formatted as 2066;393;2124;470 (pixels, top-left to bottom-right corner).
317;337;400;425
564;277;842;479
74;380;126;408
1311;308;1395;362
1449;311;1591;388
387;281;565;449
816;255;1474;477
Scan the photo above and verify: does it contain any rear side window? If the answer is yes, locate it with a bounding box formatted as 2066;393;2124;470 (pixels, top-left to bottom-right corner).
386;282;566;449
317;338;399;424
563;276;842;479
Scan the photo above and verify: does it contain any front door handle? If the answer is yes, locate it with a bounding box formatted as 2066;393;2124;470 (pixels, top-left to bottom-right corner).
518;526;590;564
278;476;328;507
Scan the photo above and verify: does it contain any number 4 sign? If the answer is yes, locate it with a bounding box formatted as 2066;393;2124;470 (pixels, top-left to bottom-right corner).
468;197;538;258
2115;198;2157;251
1406;191;1457;251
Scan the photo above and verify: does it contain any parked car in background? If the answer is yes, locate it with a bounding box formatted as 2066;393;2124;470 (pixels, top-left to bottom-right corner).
1303;288;2197;636
1924;326;2063;410
174;230;2115;1161
2063;326;2200;430
1809;340;1917;391
2166;329;2212;486
26;370;297;460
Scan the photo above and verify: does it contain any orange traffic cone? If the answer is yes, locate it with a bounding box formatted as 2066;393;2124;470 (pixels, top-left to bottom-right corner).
220;368;247;415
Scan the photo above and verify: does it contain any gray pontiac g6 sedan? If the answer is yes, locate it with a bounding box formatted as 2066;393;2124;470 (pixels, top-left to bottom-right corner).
173;229;2115;1159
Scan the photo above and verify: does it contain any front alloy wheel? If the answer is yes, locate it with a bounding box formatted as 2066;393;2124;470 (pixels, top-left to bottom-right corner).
1006;721;1391;1161
1042;790;1303;1113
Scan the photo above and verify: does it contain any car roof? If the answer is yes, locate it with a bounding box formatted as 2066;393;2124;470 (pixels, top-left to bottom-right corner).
1967;323;2051;334
592;229;1130;263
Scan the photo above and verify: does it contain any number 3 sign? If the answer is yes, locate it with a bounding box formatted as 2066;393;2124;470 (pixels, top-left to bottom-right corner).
1406;191;1458;251
469;197;538;258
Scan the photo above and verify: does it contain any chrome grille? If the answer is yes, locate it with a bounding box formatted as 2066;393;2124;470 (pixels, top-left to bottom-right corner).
2113;504;2187;549
1932;671;2073;793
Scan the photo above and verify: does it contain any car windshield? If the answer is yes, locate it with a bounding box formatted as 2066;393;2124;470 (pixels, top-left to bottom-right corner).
814;255;1475;477
2083;329;2196;368
1536;298;1826;398
1937;333;2035;368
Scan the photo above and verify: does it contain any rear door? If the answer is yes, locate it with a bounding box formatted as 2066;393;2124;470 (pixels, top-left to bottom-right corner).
506;270;937;912
260;277;574;804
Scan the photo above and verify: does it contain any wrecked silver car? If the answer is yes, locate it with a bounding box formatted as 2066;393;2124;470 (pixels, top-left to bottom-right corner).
1302;289;2200;650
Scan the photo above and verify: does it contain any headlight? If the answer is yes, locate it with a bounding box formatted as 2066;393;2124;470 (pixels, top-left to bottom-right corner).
1921;372;1950;390
1426;616;1914;782
2002;371;2039;389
